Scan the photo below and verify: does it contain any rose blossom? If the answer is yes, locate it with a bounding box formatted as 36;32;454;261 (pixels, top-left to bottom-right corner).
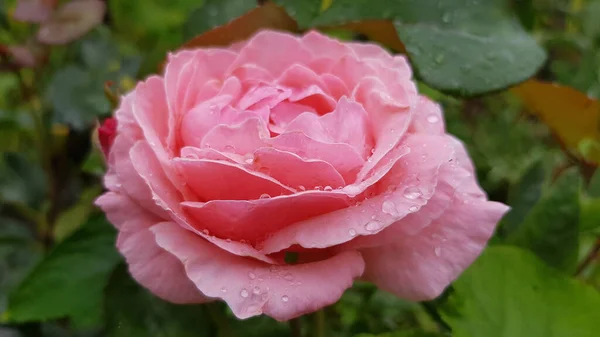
96;30;508;321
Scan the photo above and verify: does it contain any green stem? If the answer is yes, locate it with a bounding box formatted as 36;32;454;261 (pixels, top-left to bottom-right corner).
205;303;231;337
421;302;451;333
289;317;302;337
313;309;326;337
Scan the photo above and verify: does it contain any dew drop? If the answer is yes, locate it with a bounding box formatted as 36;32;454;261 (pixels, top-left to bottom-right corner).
253;286;261;295
442;12;452;23
403;187;422;200
349;228;357;237
435;54;445;64
224;145;236;152
281;295;289;302
365;220;382;232
201;229;209;236
382;200;399;216
371;148;376;154
298;185;306;191
283;273;294;281
260;193;271;199
343;185;362;195
240;288;249;298
408;205;420;213
324;186;333;191
248;272;256;280
244;157;254;164
314;186;323;191
427;114;439;124
434;247;441;257
220;286;227;293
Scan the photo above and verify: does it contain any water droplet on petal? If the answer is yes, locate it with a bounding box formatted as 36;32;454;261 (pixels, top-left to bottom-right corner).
298;185;306;191
281;295;289;302
365;220;382;232
408;205;420;212
403;187;422;200
221;286;227;293
324;186;333;191
434;247;441;257
427;114;439;124
382;200;399;216
224;145;236;152
240;289;249;298
349;228;357;237
314;186;322;191
371;148;376;154
260;193;271;199
283;273;294;281
343;185;362;195
202;229;209;236
248;272;256;280
253;286;261;295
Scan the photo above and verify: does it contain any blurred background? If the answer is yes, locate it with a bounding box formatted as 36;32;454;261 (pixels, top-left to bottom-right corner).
1;0;599;336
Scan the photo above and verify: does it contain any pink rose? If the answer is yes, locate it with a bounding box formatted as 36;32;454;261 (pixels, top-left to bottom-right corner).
96;30;508;321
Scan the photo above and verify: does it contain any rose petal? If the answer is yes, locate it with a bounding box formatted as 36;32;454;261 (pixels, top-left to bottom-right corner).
230;30;312;77
174;157;295;201
37;0;105;45
182;190;349;242
151;222;365;320
352;77;415;180
408;96;446;135
129;141;276;263
252;147;346;189
116;219;208;304
200;117;270;155
302;30;351;60
260;134;453;254
268;131;365;184
360;194;509;300
14;0;56;23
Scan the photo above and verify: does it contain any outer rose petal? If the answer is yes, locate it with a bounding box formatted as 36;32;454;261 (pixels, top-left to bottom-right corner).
259;134;453;254
360;193;509;300
151;222;365;320
96;192;208;303
182;190;349;243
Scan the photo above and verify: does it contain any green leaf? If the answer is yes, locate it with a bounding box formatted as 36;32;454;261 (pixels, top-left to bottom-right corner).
184;0;256;40
46;29;140;130
0;152;46;209
279;0;546;96
272;0;322;28
498;160;545;236
355;331;443;337
46;65;109;130
442;246;600;337
7;214;120;326
579;169;600;234
109;0;200;73
53;186;102;242
104;264;213;337
0;0;8;30
507;168;580;272
0;217;41;316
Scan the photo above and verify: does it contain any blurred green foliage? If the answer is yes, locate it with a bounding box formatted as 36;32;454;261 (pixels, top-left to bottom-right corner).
1;0;599;336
